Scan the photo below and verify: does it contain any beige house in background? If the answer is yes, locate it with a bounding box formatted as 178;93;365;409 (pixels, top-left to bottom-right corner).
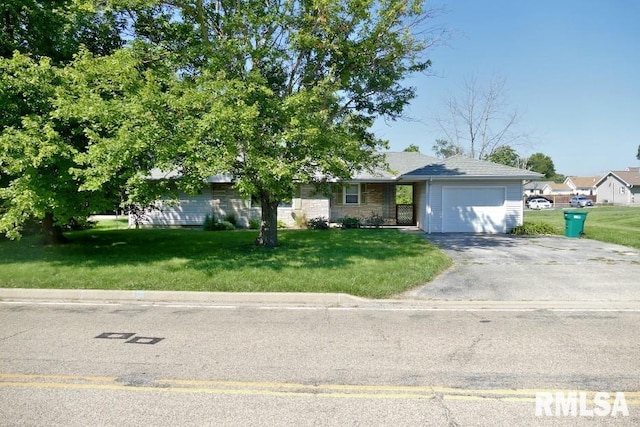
564;176;600;195
596;168;640;205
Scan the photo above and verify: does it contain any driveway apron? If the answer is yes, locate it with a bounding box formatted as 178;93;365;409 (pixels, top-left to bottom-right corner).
405;234;640;301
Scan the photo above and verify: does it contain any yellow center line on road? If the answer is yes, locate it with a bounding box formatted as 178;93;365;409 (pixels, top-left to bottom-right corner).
1;373;639;404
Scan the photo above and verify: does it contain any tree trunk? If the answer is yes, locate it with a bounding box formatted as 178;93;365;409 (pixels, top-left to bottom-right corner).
255;195;279;247
41;212;69;245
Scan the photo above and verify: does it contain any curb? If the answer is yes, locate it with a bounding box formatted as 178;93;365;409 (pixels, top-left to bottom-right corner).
0;288;367;307
2;288;640;311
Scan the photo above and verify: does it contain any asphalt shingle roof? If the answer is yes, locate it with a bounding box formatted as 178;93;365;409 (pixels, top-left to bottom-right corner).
401;154;542;179
604;171;640;186
352;152;440;180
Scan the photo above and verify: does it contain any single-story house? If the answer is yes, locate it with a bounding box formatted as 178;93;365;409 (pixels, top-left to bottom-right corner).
135;152;542;233
564;176;601;195
595;168;640;205
523;181;572;196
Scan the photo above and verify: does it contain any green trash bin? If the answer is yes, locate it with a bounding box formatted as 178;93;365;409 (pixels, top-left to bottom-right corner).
564;211;588;237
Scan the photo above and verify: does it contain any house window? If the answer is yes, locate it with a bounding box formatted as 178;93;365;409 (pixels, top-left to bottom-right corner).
344;184;360;205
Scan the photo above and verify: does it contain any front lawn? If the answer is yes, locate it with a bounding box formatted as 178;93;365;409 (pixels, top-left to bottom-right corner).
0;226;451;299
524;206;640;249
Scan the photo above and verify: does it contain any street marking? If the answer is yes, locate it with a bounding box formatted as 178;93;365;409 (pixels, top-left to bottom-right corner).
125;336;164;345
1;373;639;403
95;332;136;340
95;332;164;344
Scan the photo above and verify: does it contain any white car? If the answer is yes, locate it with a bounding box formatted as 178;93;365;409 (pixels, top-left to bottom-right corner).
528;198;553;210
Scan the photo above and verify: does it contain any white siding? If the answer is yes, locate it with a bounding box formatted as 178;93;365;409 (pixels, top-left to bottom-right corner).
415;181;427;231
132;184;325;228
139;187;215;227
421;180;524;233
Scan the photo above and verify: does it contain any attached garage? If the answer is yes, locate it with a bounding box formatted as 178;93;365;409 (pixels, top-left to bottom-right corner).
404;156;542;234
442;187;507;233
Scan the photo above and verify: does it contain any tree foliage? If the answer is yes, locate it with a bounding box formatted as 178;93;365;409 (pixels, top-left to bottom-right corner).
1;0;440;247
0;0;124;63
525;152;556;179
432;138;462;159
485;145;521;168
94;0;437;247
403;144;420;153
0;2;126;242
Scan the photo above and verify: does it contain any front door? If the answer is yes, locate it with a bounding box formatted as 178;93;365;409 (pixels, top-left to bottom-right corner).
395;184;415;225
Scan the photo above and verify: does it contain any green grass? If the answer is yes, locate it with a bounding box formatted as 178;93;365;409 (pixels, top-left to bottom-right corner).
524;206;640;249
0;226;451;298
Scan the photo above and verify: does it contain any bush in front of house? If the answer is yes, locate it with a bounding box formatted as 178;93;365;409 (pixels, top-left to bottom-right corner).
306;217;330;230
203;214;236;231
510;222;558;235
338;216;361;229
363;212;385;228
248;219;260;230
224;214;238;228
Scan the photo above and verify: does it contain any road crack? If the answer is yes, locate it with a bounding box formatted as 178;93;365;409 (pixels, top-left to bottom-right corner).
449;335;482;365
433;392;460;427
0;329;32;341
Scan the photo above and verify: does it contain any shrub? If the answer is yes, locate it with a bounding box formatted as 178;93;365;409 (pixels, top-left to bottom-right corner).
306;216;329;230
203;214;216;231
224;214;238;227
338;216;361;229
248;219;261;230
203;214;236;231
510;222;558;235
277;220;287;229
216;220;236;231
364;212;385;228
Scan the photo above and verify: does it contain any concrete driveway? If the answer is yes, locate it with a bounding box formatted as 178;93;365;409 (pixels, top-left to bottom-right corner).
405;234;640;302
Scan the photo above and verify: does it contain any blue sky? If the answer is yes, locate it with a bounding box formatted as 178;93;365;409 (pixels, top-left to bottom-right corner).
375;0;640;177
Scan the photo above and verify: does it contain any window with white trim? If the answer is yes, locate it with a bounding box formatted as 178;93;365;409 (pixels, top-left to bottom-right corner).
344;184;360;205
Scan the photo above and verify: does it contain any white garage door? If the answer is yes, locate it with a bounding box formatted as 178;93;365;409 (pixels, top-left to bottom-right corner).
442;187;507;233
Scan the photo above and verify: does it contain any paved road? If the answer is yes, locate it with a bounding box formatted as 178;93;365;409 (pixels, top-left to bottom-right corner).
1;301;639;426
406;234;640;301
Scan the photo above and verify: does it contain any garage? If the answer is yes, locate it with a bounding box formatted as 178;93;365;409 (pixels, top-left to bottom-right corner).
441;187;507;233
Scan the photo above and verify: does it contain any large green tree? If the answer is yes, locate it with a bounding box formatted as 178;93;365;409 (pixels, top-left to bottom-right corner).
0;2;125;242
1;1;439;247
84;0;438;247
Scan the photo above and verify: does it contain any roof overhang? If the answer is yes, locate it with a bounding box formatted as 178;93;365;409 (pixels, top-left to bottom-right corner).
397;175;539;182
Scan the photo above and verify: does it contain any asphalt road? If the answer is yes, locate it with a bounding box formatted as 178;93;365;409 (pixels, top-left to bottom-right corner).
1;301;639;426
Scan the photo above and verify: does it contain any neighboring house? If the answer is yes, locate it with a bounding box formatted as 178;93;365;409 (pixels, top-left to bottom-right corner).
523;181;572;196
523;181;551;196
135;152;541;233
595;168;640;205
564;176;600;195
